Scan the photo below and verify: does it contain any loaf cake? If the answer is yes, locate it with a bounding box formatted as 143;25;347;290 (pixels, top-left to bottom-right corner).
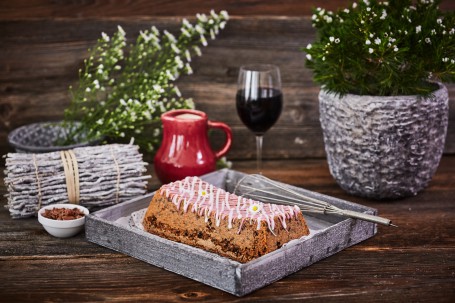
142;176;310;263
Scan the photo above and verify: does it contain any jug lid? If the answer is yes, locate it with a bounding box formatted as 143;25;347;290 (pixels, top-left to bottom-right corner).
162;109;208;122
176;113;203;120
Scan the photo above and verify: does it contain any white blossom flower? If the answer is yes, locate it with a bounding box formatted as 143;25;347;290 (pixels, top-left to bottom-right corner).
329;36;335;42
369;48;374;53
196;13;208;22
200;35;208;46
425;37;431;44
442;57;449;62
374;38;381;45
174;85;182;97
352;2;358;8
416;25;422;33
306;54;312;60
171;43;180;54
249;203;262;215
163;30;176;43
185;49;192;62
394;46;399;52
193;46;202;56
153;84;163;93
334;38;340;43
182;18;192;29
117;25;126;36
85;87;91;92
380;9;387;20
220;10;229;20
140;30;151;42
366;39;371;45
181;27;191;38
185;63;193;75
96;118;104;125
166;70;175;81
307;43;312;49
343;8;350;13
101;32;110;42
324;15;333;23
175;56;184;68
195;24;205;35
151;26;159;36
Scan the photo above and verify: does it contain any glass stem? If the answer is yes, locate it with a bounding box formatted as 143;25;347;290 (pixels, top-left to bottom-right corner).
255;135;263;174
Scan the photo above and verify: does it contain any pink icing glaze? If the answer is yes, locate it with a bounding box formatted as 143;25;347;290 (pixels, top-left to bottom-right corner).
160;176;301;234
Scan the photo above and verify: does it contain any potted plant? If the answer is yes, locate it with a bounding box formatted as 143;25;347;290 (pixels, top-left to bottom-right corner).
303;0;454;199
8;10;229;154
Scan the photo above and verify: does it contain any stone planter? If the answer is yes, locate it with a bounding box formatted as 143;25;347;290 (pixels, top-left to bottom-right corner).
8;121;102;153
319;83;449;199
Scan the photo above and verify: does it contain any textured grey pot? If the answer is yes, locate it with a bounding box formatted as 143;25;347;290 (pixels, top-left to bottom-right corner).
8;121;103;153
319;83;449;199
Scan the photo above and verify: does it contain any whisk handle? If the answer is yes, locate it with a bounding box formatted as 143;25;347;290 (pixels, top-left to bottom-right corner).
341;209;395;227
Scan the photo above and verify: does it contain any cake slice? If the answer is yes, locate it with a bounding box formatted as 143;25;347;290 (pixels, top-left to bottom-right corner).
142;176;310;263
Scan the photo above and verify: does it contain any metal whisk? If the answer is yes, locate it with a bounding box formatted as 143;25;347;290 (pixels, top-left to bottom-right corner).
233;174;397;227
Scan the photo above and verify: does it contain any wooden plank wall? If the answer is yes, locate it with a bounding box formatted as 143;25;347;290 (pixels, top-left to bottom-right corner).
1;0;454;161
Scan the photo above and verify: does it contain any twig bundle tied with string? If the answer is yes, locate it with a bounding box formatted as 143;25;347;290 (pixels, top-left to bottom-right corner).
233;174;396;227
4;144;151;219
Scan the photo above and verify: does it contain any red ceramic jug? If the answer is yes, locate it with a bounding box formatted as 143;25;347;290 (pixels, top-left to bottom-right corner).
154;109;233;184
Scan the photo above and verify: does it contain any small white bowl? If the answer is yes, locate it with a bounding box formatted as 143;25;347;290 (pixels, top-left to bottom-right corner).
38;204;89;238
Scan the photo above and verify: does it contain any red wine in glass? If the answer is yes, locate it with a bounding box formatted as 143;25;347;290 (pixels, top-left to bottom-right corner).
236;87;283;135
236;65;282;173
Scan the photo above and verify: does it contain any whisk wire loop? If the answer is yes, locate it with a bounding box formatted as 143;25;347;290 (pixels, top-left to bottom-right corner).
234;174;396;227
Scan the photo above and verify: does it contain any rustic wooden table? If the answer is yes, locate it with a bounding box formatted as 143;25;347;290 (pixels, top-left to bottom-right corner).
1;157;454;302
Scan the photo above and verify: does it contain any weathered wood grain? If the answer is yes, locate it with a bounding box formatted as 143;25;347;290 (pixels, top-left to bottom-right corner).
1;17;455;159
1;0;454;19
1;156;454;301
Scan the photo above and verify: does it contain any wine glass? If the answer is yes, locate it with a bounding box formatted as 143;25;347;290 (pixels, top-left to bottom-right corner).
236;64;283;173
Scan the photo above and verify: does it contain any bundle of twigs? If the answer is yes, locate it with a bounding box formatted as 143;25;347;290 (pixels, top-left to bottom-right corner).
233;174;396;227
4;144;151;219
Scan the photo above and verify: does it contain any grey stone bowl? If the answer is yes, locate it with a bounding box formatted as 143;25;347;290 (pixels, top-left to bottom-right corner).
319;83;449;199
8;121;103;153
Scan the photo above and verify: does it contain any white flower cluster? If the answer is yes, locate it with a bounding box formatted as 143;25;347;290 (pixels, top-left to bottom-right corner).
64;10;229;151
303;0;454;96
309;0;454;60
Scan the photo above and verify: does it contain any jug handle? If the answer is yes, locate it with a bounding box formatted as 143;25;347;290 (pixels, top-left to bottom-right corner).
208;121;232;159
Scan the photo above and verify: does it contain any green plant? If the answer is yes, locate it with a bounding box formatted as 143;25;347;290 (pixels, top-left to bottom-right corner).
303;0;455;96
62;10;229;152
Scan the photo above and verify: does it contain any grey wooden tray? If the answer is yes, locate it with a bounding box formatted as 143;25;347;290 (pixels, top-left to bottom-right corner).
85;169;377;296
